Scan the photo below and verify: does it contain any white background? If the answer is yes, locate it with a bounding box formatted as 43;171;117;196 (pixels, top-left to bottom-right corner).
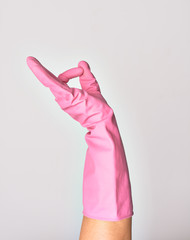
0;0;190;239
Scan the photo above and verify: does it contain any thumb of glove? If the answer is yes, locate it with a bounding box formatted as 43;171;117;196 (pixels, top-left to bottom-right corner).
77;61;101;94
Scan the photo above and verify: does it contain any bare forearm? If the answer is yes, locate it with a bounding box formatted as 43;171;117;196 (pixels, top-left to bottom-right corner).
79;216;132;240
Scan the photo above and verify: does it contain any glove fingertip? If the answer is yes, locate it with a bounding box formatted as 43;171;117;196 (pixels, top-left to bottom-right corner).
78;60;91;70
26;56;41;69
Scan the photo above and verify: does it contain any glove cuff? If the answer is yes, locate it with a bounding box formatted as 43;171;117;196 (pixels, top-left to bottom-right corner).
82;112;134;221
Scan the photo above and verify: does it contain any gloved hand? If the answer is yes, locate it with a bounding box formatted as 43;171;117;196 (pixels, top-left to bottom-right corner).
26;56;134;221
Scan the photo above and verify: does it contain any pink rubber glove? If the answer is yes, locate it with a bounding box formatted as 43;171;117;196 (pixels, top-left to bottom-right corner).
26;56;134;221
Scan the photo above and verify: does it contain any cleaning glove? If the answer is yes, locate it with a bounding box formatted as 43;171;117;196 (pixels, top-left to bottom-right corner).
26;57;134;221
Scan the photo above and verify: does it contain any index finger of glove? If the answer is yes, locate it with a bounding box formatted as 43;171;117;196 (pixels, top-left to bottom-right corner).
58;67;84;83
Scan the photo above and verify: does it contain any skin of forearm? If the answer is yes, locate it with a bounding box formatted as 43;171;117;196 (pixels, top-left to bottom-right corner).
79;216;132;240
